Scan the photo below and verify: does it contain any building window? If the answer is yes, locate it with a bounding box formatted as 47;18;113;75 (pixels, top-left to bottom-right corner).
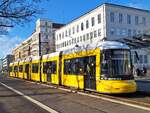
86;20;89;29
98;14;101;24
91;17;95;26
62;32;64;39
81;22;84;31
83;35;86;41
142;17;146;25
80;36;82;42
77;25;79;33
139;55;143;63
116;29;121;36
69;40;71;45
98;29;101;36
135;16;139;25
90;32;93;39
110;12;115;23
110;28;115;35
77;37;79;43
67;41;69;46
45;35;48;39
69;29;71;36
121;29;127;36
133;29;136;36
74;38;76;43
138;30;141;35
128;29;131;37
67;40;69;46
65;30;68;36
119;13;123;24
72;27;75;34
94;30;97;38
127;14;131;24
59;34;61;40
86;33;89;40
72;39;74;44
144;55;148;63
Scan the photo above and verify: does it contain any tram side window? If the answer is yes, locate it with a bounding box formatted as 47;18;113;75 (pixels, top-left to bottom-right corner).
43;61;57;74
9;67;12;72
64;58;84;75
25;64;29;73
32;63;39;73
64;56;96;75
43;62;47;73
19;65;23;72
14;66;18;72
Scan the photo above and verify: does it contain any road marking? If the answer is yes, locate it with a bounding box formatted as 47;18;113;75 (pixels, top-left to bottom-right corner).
9;77;150;112
0;82;59;113
77;92;150;111
31;82;150;112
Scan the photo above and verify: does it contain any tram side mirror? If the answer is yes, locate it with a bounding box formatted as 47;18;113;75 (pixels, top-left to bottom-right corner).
135;51;139;61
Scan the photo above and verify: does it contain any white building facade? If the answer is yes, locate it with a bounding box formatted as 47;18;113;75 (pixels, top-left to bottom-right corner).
12;19;64;61
55;3;150;69
0;59;2;72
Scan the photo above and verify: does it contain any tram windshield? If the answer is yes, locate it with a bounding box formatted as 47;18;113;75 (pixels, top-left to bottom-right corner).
101;49;133;80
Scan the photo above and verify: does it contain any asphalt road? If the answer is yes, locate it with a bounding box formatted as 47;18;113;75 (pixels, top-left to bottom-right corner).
0;75;150;113
0;80;50;113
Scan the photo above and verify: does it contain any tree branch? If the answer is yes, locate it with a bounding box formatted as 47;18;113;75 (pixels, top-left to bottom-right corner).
0;0;46;34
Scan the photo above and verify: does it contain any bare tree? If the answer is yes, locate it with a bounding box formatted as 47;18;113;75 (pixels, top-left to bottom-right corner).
0;0;47;34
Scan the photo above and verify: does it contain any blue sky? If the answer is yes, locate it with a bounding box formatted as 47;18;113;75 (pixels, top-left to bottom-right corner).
0;0;150;58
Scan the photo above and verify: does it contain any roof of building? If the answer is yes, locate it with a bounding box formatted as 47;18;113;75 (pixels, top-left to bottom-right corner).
105;3;150;12
56;3;150;31
53;23;65;29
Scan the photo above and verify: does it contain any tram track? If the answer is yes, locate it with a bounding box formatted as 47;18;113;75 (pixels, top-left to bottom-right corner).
28;80;150;108
8;76;150;110
90;92;150;108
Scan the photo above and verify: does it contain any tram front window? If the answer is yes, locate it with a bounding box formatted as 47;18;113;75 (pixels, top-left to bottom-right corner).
101;49;133;80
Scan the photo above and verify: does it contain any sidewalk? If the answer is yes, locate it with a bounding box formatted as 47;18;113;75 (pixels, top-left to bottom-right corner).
136;79;150;94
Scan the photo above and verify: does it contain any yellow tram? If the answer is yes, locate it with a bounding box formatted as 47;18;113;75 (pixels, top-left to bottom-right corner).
9;41;136;94
9;63;14;77
18;60;24;79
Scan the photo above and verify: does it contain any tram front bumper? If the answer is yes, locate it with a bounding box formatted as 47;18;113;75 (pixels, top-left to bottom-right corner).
99;80;136;94
110;80;136;93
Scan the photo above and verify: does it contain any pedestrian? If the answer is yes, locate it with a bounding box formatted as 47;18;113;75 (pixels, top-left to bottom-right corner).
136;68;140;76
143;66;147;76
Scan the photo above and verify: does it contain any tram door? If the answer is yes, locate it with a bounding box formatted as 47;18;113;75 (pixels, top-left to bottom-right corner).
46;62;51;82
84;56;96;90
14;66;18;77
47;68;51;82
25;64;30;80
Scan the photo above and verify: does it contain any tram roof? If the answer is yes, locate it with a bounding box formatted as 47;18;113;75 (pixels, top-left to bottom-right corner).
63;41;129;54
42;52;60;59
9;63;13;66
32;56;40;61
97;41;130;50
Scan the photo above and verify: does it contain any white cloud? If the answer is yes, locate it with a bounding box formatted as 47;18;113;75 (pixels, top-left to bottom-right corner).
0;35;24;58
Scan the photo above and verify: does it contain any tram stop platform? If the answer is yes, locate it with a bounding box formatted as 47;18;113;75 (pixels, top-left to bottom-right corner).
136;79;150;94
